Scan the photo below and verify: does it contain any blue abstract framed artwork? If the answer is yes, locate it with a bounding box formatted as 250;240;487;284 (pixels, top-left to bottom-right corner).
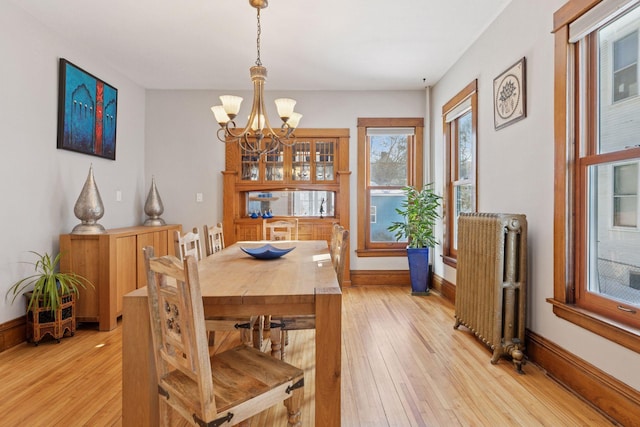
57;58;118;160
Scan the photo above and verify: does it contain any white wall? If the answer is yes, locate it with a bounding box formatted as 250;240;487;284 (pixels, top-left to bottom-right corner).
0;2;147;323
145;89;425;271
430;0;640;390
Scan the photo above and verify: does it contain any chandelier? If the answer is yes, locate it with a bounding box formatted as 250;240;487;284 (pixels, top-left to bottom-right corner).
211;0;302;156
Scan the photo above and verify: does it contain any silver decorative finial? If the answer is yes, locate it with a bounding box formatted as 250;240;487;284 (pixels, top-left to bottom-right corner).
71;164;106;234
144;176;166;226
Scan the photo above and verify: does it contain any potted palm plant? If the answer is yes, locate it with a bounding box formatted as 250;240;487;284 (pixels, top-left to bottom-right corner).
7;251;92;345
388;184;442;295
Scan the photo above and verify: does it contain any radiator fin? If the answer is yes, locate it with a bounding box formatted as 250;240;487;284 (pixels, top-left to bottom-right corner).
454;212;527;373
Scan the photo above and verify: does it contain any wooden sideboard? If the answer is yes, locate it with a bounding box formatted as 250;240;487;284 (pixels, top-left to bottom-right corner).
59;224;181;331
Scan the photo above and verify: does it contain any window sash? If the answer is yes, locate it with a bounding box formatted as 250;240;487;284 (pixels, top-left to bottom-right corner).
442;81;477;264
366;130;412;249
574;6;640;326
569;0;640;42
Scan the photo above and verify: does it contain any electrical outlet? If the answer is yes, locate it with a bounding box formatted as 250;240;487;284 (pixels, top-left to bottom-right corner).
196;192;203;202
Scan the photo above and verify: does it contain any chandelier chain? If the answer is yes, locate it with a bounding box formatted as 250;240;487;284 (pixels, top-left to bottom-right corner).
255;8;262;66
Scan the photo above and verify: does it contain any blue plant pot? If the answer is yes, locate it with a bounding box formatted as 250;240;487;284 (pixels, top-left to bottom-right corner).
407;247;431;295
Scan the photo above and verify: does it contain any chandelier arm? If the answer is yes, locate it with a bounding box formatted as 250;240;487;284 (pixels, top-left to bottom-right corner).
223;120;254;140
216;127;231;144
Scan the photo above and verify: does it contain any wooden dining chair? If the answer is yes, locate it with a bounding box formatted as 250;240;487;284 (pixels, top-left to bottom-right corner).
173;228;203;261
203;222;224;257
260;218;298;348
333;226;350;288
263;219;298;241
201;222;263;350
329;222;341;263
143;246;304;427
272;227;349;361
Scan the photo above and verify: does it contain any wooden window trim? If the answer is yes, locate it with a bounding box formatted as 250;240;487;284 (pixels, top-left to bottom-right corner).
442;80;478;268
356;118;424;256
551;0;640;353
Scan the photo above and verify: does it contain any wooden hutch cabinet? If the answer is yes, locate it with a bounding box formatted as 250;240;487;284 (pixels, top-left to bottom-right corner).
59;224;181;330
223;128;351;284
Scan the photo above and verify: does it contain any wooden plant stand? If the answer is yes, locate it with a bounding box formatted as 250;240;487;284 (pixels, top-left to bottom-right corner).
25;292;76;345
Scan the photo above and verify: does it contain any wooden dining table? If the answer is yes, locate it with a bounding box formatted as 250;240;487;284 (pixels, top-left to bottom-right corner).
121;240;342;426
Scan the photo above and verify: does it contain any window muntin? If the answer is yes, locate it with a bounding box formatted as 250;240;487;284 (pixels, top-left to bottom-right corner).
574;4;640;327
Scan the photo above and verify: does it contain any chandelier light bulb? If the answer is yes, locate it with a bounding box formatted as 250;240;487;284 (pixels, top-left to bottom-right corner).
250;114;266;131
275;98;296;120
287;112;302;129
220;95;243;119
211;105;230;125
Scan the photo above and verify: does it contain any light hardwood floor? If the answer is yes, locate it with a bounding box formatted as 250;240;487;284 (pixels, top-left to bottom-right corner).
0;286;615;426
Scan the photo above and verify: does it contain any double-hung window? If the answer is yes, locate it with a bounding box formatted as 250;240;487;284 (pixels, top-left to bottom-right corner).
442;81;478;265
553;0;640;345
356;118;423;256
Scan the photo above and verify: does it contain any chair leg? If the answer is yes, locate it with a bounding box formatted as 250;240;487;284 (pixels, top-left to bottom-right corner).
270;324;283;359
264;315;272;339
206;330;216;357
240;328;252;346
158;398;171;427
252;315;264;350
280;330;287;361
284;387;304;427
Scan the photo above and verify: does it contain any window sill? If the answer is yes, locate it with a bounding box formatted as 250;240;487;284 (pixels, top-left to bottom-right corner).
547;298;640;354
442;255;457;268
355;249;406;257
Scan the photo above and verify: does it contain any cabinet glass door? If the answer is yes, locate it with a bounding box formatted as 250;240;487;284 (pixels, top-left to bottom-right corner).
240;147;260;182
292;141;311;181
264;145;285;182
314;140;335;182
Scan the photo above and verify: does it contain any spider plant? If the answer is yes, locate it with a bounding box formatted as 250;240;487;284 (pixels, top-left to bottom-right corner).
7;251;92;313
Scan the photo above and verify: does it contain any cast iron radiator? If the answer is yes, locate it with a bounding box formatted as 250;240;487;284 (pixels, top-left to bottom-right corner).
454;212;528;373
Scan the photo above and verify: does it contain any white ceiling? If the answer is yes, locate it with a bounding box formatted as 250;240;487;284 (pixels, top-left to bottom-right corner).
10;0;512;91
